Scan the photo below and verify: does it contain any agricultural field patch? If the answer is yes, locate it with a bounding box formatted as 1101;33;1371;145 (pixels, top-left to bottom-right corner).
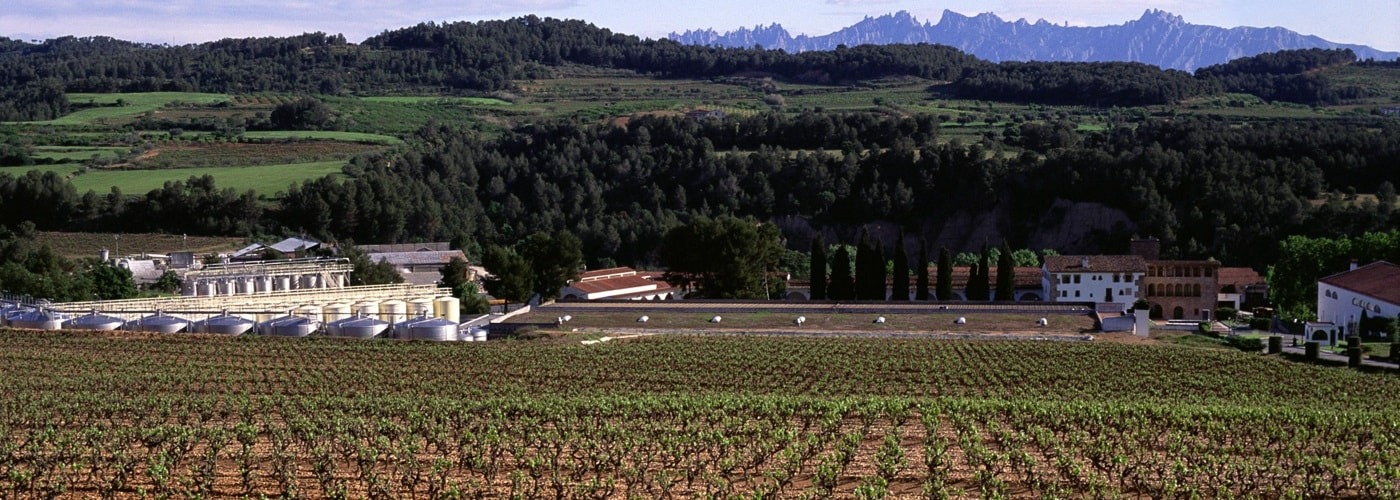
124;141;383;170
239;131;404;145
15;92;231;126
30;146;126;163
69;160;346;196
37;231;246;259
0;332;1396;498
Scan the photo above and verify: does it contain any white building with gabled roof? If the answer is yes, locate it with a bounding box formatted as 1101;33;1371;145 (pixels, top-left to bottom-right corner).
1316;261;1400;343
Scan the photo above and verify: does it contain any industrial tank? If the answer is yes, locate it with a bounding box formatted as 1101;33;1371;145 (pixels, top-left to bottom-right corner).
63;312;126;331
296;305;324;323
0;303;25;326
259;315;320;337
409;298;435;318
127;313;191;334
434;297;461;323
323;303;352;323
326;314;390;339
399;317;460;341
193;314;255;335
10;309;69;330
380;300;408;324
353;301;380;321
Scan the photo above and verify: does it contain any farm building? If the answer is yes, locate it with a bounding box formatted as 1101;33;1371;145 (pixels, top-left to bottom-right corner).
230;236;322;261
365;248;470;286
559;267;675;301
1042;255;1146;311
1316;261;1400;341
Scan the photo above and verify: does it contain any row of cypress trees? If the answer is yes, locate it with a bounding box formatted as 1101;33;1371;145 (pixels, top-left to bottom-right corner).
809;234;1019;301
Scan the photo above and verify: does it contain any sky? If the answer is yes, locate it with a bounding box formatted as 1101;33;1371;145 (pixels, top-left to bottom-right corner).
1;1;1395;53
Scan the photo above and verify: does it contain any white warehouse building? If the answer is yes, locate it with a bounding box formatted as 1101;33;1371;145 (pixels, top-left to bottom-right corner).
1314;261;1400;342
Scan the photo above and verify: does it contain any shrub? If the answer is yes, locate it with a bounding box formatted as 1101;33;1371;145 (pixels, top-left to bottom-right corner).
1249;317;1271;331
1225;336;1265;352
1216;307;1237;321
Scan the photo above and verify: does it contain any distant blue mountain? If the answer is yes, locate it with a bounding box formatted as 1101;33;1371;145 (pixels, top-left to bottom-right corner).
669;10;1399;72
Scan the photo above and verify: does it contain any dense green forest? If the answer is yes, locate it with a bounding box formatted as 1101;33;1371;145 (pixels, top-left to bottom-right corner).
1;17;1398;308
5;111;1395;272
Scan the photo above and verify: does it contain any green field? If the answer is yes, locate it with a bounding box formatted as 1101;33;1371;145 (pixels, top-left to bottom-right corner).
240;130;404;145
68;161;345;195
15;92;231;126
30;146;127;162
361;96;513;106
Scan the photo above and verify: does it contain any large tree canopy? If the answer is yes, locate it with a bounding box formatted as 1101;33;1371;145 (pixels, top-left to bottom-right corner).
660;216;784;299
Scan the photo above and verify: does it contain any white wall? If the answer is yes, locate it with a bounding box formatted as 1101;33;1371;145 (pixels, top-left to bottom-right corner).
1046;272;1142;308
1317;283;1400;336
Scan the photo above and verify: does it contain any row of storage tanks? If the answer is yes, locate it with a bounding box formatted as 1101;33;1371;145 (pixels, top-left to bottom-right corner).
0;297;487;341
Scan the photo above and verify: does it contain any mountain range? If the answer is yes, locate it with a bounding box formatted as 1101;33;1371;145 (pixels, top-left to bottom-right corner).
669;9;1400;72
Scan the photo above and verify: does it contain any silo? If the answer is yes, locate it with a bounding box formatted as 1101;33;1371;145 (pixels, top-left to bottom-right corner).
127;312;191;334
222;280;236;295
353;301;380;321
203;280;218;296
277;276;292;291
400;317;459;341
434;297;461;323
323;303;352;323
326;314;390;339
64;311;126;331
10;309;69;330
380;300;408;325
296;305;324;323
409;298;435;318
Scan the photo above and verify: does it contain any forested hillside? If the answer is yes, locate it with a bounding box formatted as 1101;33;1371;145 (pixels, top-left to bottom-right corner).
0;17;1380;121
0;17;1397;280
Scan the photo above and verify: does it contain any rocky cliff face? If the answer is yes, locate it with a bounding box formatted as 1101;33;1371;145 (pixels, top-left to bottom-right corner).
670;10;1398;72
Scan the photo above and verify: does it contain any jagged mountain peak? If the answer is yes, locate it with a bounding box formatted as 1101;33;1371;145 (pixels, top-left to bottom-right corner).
669;9;1398;71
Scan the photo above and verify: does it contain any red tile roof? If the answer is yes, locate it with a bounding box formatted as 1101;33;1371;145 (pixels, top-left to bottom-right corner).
578;267;637;281
1320;261;1400;306
941;266;1043;288
1218;267;1264;291
567;275;671;295
1044;255;1146;274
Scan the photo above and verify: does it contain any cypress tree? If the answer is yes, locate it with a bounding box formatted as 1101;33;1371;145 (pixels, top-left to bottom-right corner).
810;237;827;300
995;240;1016;301
936;247;953;300
964;262;980;302
855;230;872;300
891;232;910;301
872;240;887;300
830;245;854;300
976;243;992;301
915;238;929;300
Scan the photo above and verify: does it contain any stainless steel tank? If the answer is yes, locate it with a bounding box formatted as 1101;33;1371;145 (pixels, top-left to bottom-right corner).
400;317;460;341
259;315;320;337
63;312;126;331
194;314;255;335
9;309;68;330
127;313;191;334
326;314;390;339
